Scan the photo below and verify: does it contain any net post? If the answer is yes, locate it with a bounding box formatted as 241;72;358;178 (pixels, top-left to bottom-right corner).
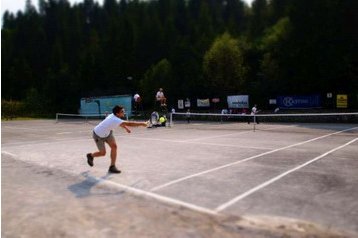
253;115;256;132
169;112;173;127
55;113;59;123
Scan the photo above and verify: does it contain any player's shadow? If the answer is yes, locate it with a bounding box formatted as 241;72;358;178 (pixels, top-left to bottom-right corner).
68;171;124;198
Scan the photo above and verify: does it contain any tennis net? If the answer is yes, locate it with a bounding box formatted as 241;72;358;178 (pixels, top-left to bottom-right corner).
169;112;358;132
55;113;107;124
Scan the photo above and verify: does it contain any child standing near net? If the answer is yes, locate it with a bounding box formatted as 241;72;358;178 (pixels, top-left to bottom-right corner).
86;105;148;173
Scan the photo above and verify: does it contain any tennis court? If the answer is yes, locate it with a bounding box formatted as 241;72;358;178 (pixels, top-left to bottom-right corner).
2;117;358;237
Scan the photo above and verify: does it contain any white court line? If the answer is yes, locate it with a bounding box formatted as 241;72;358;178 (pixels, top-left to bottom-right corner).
57;132;73;135
150;127;358;192
2;130;169;147
54;127;177;136
127;136;273;150
2;129;174;147
4;126;90;135
2;151;218;216
85;174;218;216
1;123;291;150
184;131;251;142
125;125;299;151
215;137;358;212
182;125;297;142
3;126;56;131
2;137;89;147
2;151;17;157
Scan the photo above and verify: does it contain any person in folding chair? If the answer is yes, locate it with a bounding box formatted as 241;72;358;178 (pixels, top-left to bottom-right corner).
147;111;167;128
156;88;167;106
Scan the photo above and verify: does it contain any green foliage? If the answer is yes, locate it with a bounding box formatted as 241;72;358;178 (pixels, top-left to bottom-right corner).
260;17;292;94
140;59;173;106
1;100;26;119
1;0;357;111
203;33;247;95
25;88;43;114
260;17;291;50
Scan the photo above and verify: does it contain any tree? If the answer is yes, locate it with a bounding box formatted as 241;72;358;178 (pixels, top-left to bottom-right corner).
203;32;247;96
248;0;269;40
140;59;173;107
260;17;292;94
223;0;247;35
2;0;357;112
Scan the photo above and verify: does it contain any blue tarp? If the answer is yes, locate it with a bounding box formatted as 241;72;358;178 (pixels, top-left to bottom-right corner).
79;95;132;117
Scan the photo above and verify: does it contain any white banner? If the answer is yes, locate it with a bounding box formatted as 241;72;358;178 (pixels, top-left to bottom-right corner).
227;95;249;108
185;98;191;108
178;100;184;109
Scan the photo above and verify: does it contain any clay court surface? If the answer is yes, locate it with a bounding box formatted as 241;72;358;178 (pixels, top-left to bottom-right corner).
2;119;358;237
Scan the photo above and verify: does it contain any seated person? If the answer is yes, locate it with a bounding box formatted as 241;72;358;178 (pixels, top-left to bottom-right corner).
148;111;166;127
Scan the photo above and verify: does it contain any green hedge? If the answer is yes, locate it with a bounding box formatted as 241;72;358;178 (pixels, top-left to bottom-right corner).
1;100;26;119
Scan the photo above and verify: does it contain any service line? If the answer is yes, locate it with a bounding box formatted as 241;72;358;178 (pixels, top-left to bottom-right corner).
215;137;358;212
150;127;357;192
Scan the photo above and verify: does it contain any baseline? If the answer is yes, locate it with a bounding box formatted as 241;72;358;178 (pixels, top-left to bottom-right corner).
2;151;218;217
83;173;219;216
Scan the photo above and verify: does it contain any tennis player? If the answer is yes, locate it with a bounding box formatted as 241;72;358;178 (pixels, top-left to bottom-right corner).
248;104;259;124
86;105;147;173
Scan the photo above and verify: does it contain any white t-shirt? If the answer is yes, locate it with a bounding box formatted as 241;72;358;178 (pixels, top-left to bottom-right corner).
133;94;140;102
93;113;123;137
156;91;164;100
251;106;257;115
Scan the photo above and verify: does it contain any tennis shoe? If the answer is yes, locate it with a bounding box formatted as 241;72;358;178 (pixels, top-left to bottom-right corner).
86;153;94;167
108;165;121;174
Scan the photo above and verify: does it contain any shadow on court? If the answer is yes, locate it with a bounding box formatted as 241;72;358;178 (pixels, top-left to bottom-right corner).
67;172;126;198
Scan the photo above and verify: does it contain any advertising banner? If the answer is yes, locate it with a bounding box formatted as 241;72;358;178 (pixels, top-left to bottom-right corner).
227;95;249;108
185;98;191;108
178;100;184;109
336;94;348;108
197;99;210;107
276;95;321;108
212;98;220;103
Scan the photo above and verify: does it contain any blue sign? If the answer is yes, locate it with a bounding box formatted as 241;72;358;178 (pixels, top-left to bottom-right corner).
277;95;321;109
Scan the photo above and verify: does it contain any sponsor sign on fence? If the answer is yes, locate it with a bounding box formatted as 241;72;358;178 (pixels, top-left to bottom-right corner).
336;94;348;108
227;95;249;109
197;99;210;107
277;95;321;109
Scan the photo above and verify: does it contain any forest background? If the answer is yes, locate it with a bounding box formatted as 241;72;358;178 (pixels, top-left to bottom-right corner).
2;0;357;116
